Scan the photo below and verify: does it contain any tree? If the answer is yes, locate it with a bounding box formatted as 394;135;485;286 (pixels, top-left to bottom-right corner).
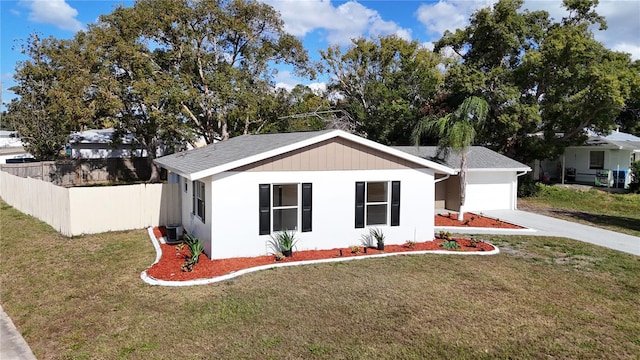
7;33;98;160
434;0;637;163
320;35;443;145
135;0;312;144
87;6;186;182
413;96;489;220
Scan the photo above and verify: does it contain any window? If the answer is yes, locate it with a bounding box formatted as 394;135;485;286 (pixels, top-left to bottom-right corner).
184;178;188;193
192;180;205;222
259;183;312;235
355;181;400;228
590;151;604;169
366;182;388;225
273;184;298;231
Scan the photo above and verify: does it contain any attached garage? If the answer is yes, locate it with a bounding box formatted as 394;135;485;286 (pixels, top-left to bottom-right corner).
394;146;531;212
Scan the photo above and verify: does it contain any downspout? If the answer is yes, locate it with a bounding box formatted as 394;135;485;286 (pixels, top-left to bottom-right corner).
514;171;529;210
434;174;451;183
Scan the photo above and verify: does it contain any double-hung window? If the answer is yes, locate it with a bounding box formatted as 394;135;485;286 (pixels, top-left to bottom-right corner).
192;180;205;222
259;183;312;235
355;181;400;228
273;184;298;231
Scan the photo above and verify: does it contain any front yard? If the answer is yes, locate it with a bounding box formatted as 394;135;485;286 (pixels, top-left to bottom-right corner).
1;201;639;359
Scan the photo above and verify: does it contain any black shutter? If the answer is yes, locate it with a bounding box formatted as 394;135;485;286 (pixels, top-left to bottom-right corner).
192;181;196;214
302;183;312;232
355;182;365;228
259;184;270;235
391;181;400;226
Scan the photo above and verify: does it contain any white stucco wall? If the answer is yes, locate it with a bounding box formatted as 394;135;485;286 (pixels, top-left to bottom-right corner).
180;176;213;255
200;168;435;259
463;171;517;212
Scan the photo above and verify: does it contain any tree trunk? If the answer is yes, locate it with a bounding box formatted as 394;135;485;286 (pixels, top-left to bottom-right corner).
148;155;160;183
458;151;467;221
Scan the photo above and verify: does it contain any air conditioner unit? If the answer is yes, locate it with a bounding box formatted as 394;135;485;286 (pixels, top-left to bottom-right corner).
166;224;183;243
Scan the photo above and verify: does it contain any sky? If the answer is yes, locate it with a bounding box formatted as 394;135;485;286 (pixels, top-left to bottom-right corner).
1;0;639;112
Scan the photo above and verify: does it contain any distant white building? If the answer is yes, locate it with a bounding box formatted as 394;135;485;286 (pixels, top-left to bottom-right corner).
68;128;149;159
536;130;640;188
0;130;35;163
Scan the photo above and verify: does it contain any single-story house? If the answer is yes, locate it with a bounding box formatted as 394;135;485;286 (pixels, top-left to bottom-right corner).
155;129;530;260
393;146;531;212
155;129;457;259
535;130;640;188
68;128;149;159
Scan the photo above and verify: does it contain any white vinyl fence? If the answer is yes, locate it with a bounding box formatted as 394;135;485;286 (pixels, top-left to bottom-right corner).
0;171;181;236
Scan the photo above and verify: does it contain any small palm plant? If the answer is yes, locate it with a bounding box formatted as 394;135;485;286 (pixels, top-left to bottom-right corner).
270;229;297;257
370;228;385;250
181;233;204;272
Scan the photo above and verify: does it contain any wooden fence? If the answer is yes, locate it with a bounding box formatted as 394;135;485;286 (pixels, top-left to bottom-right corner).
0;171;181;236
0;158;160;187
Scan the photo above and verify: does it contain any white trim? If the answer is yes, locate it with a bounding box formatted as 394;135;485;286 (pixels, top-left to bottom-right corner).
186;130;456;180
464;167;531;173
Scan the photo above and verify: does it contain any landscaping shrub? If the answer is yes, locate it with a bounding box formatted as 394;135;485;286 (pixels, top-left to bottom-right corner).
629;160;640;193
517;175;543;197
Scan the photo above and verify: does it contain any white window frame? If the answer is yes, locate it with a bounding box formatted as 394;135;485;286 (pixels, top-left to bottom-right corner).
192;180;205;222
365;181;388;226
272;183;299;232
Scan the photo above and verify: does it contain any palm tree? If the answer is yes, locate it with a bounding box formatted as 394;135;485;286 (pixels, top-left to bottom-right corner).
413;96;489;221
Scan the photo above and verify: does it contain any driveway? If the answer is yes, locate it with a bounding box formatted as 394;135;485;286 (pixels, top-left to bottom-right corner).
478;210;640;256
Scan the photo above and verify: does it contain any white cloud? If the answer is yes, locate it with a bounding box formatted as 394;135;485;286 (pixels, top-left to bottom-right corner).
264;0;411;45
415;0;639;60
19;0;84;32
416;0;496;37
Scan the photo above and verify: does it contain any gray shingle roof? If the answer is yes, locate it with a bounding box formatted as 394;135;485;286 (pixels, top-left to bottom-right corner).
392;146;530;170
155;130;335;176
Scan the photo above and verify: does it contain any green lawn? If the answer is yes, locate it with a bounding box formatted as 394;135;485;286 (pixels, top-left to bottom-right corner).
1;201;639;359
519;184;640;236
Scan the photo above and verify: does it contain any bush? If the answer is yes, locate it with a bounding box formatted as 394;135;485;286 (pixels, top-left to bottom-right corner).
629;160;640;194
518;175;543;197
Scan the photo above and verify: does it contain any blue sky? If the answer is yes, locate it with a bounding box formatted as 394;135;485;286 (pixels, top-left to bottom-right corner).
2;0;639;112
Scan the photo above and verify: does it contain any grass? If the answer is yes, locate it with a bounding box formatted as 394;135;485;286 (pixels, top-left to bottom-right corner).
519;184;640;236
1;201;640;359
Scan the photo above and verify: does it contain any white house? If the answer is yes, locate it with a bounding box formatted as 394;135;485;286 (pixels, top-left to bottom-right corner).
68;128;148;159
540;130;640;188
394;146;531;212
0;130;34;163
154;130;456;260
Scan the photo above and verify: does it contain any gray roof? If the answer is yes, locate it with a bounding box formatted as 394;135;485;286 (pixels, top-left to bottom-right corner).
155;130;335;177
155;130;460;179
392;146;530;171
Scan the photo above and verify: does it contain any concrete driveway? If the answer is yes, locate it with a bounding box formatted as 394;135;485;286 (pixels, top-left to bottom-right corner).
476;210;640;256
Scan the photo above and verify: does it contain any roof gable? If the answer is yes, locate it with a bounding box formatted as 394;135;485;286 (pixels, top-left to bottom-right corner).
155;130;456;180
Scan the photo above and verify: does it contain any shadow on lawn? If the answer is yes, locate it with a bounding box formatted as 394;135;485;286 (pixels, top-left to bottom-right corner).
550;209;640;234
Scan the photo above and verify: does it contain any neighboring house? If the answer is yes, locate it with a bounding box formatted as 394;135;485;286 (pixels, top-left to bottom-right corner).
0;130;35;164
393;146;531;212
154;129;456;259
68;128;148;159
535;130;640;188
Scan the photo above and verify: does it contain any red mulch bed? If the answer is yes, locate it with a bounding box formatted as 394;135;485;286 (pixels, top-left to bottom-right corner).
146;228;495;282
435;212;523;229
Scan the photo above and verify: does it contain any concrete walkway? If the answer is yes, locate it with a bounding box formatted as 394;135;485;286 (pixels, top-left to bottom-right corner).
469;210;639;256
0;304;36;360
